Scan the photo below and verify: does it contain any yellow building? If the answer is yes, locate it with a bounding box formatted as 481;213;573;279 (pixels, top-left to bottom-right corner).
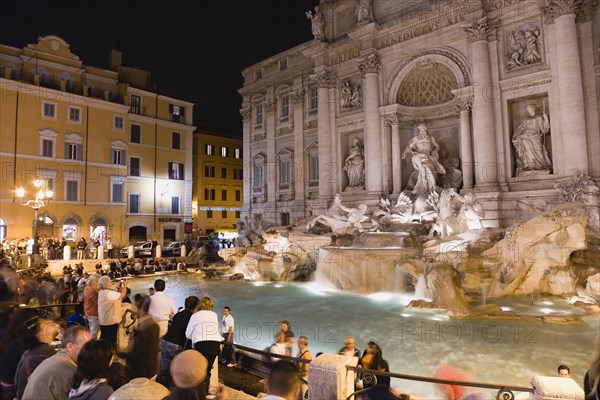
0;36;194;249
192;132;243;235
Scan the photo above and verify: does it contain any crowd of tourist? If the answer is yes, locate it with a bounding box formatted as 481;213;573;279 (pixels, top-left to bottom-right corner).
1;254;600;400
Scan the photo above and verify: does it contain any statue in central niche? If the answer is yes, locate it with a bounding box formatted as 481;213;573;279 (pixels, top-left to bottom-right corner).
402;122;446;197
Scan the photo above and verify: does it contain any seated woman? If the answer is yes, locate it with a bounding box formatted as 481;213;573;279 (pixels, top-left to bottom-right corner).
357;341;384;389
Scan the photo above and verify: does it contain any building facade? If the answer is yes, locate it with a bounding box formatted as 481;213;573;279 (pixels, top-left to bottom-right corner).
239;0;600;228
192;132;243;235
0;36;195;247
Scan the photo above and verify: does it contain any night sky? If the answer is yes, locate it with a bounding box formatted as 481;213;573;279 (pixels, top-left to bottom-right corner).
1;0;320;137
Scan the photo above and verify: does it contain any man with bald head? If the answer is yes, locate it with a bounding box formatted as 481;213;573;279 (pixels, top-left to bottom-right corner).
339;336;361;358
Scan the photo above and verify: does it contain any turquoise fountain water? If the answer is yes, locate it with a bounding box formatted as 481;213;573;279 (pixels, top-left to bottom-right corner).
128;274;598;398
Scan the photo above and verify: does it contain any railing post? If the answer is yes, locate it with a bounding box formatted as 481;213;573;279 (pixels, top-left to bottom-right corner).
308;354;357;400
528;376;585;400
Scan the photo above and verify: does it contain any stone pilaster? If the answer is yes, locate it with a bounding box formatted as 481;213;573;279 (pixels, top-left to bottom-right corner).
265;95;276;205
240;103;252;218
543;1;590;175
385;115;402;194
315;70;337;199
292;86;305;201
455;100;474;190
358;53;383;193
463;17;499;189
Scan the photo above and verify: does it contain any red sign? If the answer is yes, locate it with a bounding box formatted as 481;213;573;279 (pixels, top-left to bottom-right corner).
184;223;193;234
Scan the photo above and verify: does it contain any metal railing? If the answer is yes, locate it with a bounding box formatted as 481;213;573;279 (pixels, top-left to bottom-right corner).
346;366;534;400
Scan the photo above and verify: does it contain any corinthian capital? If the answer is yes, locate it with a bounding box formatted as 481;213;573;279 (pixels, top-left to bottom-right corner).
314;70;337;89
542;0;597;23
358;54;380;76
453;99;472;115
384;114;400;126
462;16;496;42
240;105;251;120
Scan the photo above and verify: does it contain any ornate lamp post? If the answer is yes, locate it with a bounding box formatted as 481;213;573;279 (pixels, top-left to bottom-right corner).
16;179;53;267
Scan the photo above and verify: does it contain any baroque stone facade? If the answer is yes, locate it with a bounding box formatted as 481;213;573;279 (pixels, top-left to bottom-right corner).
239;0;600;228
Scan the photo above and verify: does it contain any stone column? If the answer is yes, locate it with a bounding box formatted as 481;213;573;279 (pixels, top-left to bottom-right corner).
463;18;498;189
315;70;336;199
385;115;402;194
359;54;383;193
265;98;276;206
543;1;589;175
291;87;305;201
240;104;252;218
456;100;474;190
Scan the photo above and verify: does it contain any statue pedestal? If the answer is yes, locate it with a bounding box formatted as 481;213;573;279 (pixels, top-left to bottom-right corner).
516;169;551;179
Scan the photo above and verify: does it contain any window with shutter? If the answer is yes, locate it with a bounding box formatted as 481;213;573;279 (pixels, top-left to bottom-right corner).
130;124;141;143
42;139;53;157
235;190;241;202
221;189;227;201
207;210;213;218
129;193;140;213
130;95;141;114
112;183;123;203
65;143;78;160
66;180;78;201
171;196;179;214
221;167;227;179
172;132;181;149
129;157;140;176
221;210;228;219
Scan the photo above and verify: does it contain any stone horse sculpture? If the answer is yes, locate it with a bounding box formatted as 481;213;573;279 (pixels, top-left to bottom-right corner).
427;188;465;239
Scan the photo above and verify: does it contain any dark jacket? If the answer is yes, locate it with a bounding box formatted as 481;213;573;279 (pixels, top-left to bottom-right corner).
76;239;87;250
162;309;193;348
124;315;159;379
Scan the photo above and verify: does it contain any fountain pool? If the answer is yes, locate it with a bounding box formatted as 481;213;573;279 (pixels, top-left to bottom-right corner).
128;274;598;398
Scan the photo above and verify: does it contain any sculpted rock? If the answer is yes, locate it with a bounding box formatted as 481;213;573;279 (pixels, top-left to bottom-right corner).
483;203;588;297
585;273;600;302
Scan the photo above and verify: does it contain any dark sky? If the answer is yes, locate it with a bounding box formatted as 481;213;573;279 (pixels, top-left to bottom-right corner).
1;0;320;137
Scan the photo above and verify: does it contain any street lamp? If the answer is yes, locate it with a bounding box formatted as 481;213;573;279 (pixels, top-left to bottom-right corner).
16;178;53;267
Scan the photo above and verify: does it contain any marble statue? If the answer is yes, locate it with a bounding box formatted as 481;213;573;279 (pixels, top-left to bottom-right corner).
343;138;365;189
340;79;362;109
306;6;325;42
441;158;463;190
427;188;464;239
356;0;373;23
512;103;551;174
458;192;485;230
306;199;369;235
402;123;446;196
236;215;266;247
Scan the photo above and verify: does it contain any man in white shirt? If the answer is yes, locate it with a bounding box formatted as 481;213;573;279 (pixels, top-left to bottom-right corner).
148;278;177;337
98;275;127;345
221;306;236;367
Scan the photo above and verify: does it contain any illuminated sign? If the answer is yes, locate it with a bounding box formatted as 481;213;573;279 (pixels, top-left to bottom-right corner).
198;207;241;211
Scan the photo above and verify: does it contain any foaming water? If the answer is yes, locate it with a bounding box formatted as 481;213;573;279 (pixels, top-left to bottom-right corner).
129;275;599;398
